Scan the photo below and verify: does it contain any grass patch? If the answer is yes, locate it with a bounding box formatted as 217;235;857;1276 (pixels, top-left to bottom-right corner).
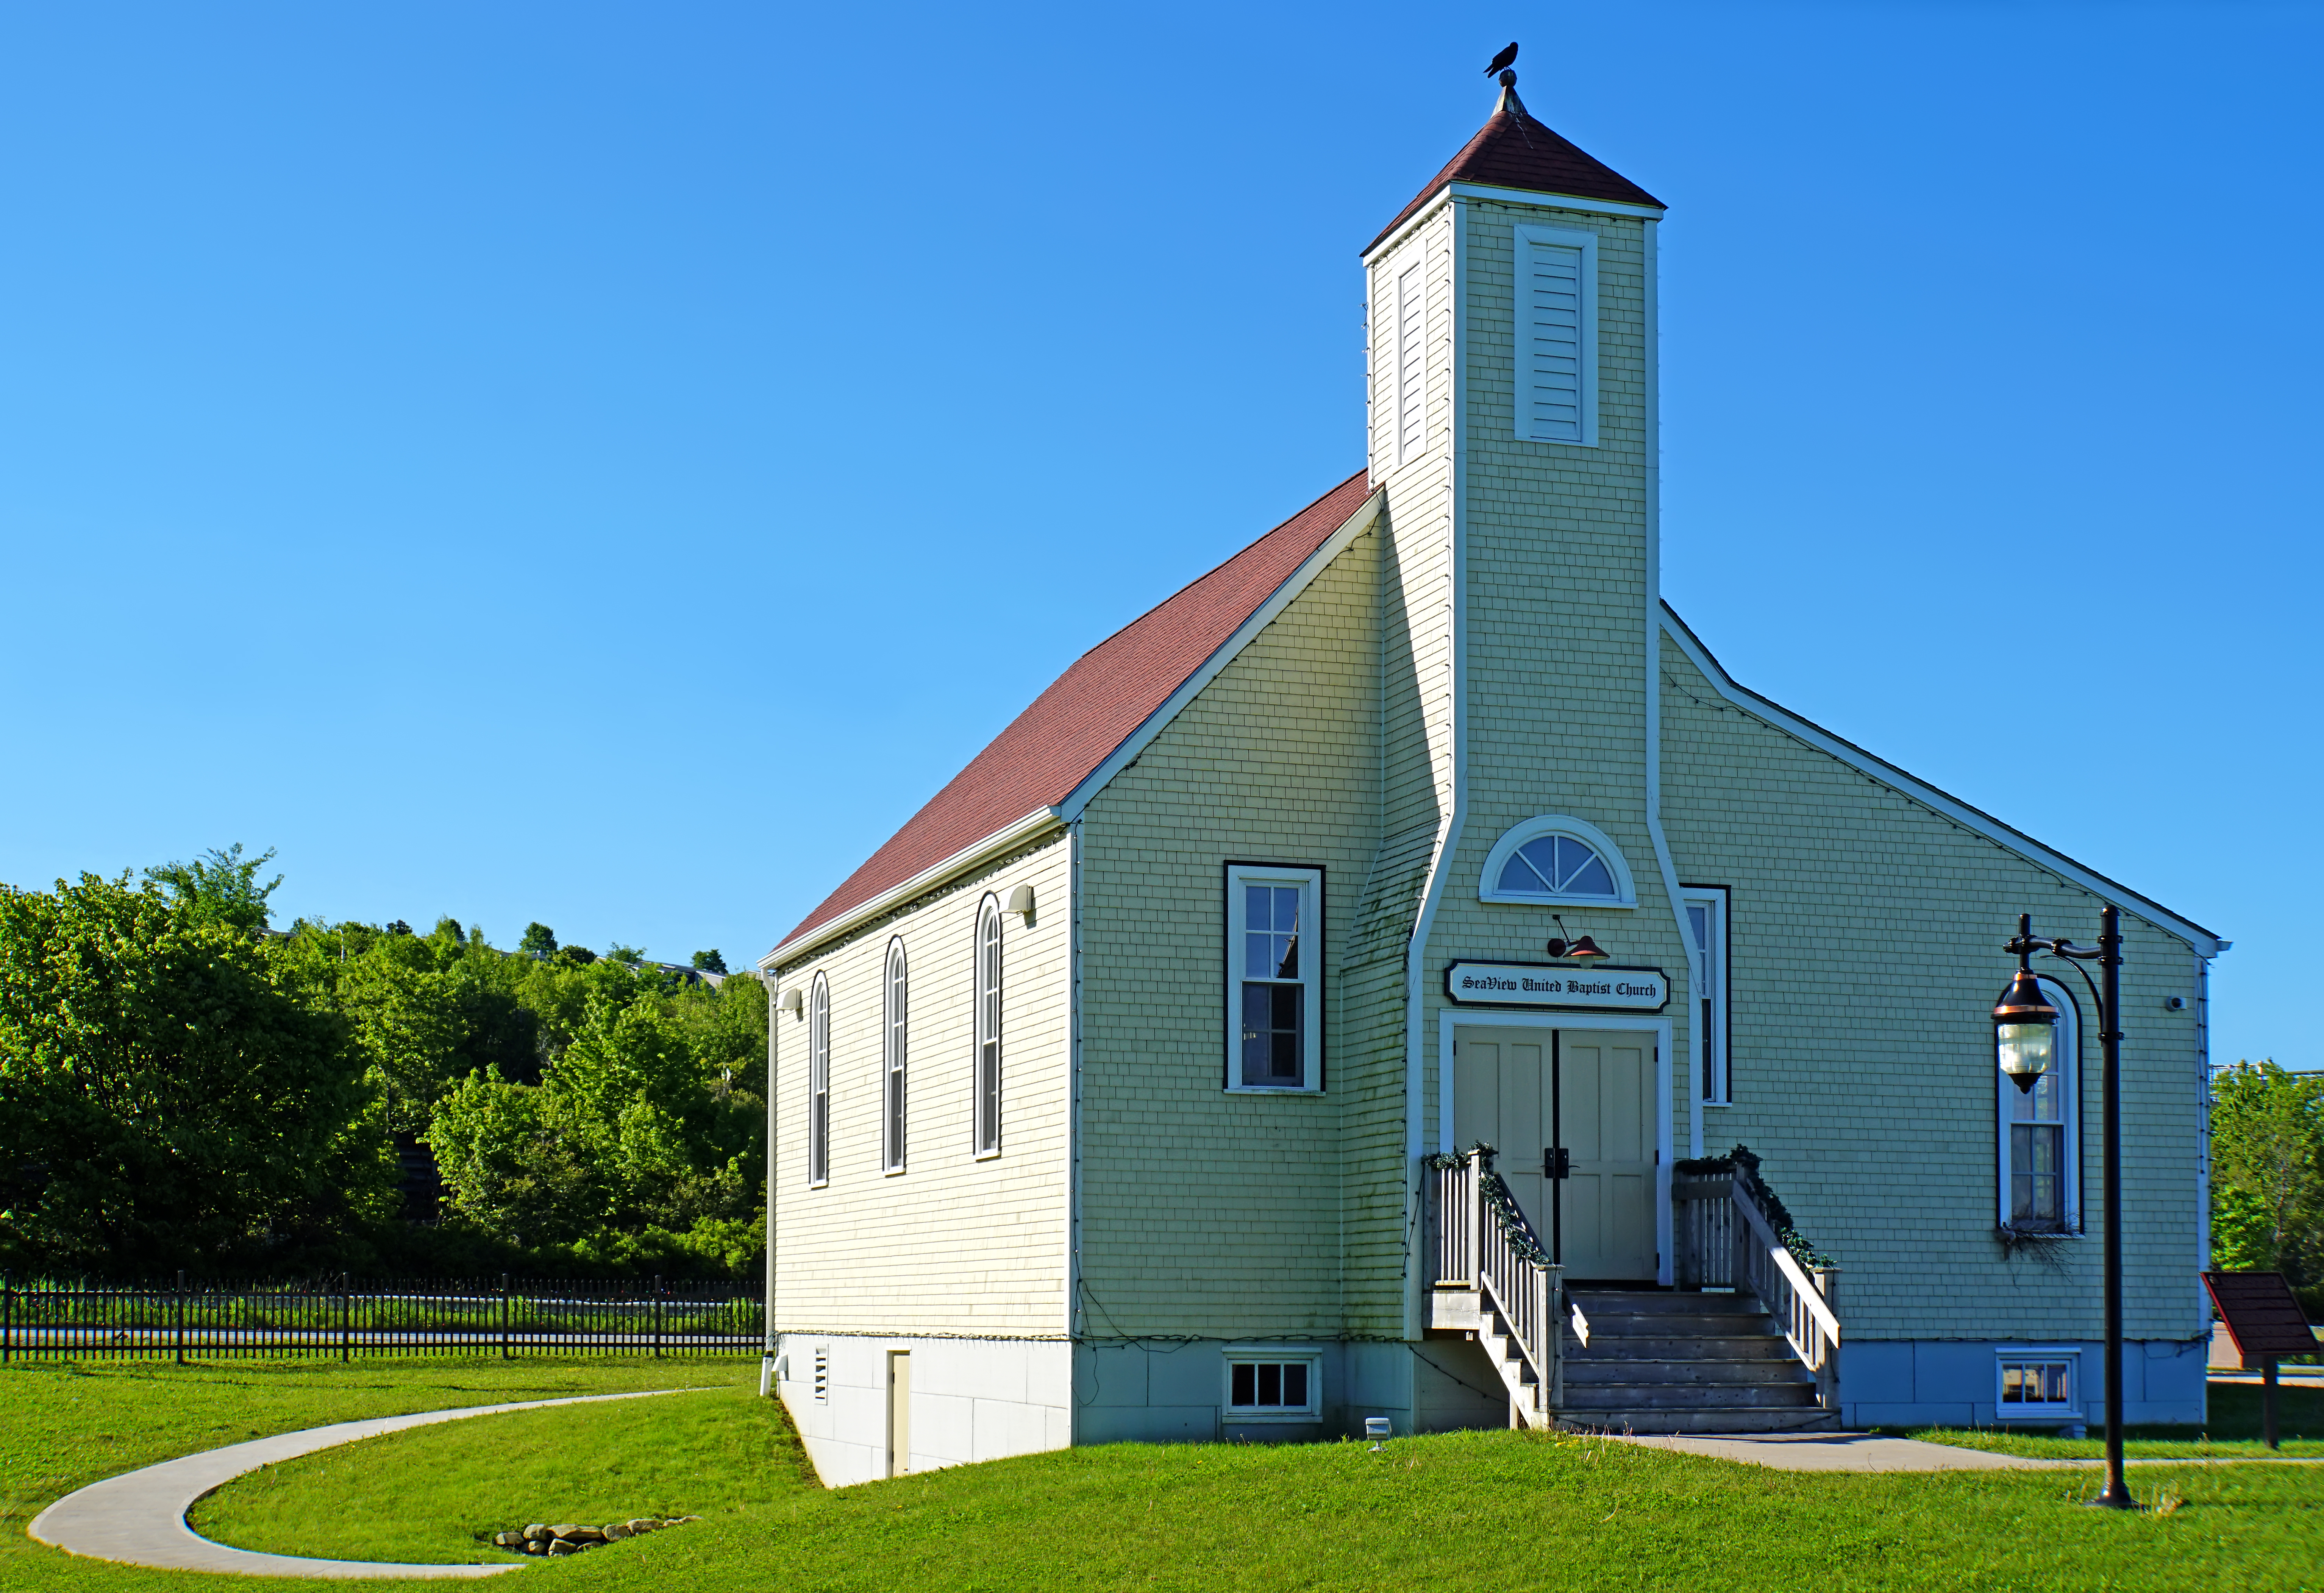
1;1356;751;1590
1905;1382;2324;1459
7;1363;2324;1591
191;1382;807;1563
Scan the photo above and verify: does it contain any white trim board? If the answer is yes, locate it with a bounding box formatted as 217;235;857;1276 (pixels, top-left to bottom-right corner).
1362;182;1664;267
764;805;1063;971
1059;488;1387;820
765;487;1386;972
1657;605;2227;960
1440;1010;1676;1288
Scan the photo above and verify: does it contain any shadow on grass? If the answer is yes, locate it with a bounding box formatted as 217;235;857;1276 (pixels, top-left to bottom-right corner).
1898;1381;2324;1459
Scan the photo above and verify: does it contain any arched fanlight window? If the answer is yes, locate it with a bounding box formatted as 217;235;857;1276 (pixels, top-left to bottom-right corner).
1477;815;1639;907
973;897;1002;1157
807;973;831;1188
882;940;907;1175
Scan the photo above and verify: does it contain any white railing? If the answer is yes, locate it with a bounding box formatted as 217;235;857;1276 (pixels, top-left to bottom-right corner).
1431;1145;1563;1420
1672;1158;1841;1411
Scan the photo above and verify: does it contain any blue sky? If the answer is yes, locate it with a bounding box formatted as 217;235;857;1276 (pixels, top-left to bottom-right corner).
0;3;2314;1069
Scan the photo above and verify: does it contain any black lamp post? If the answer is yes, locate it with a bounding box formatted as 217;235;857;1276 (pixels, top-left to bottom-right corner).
1993;906;2133;1509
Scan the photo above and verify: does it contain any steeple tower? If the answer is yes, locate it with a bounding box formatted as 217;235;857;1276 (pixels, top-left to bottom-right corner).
1360;72;1691;1267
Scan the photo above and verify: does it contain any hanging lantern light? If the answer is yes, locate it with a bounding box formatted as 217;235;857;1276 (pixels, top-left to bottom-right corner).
1993;962;2058;1093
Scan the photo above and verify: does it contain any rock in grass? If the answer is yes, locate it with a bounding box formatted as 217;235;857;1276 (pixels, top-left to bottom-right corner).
547;1540;580;1557
626;1519;661;1533
603;1523;631;1541
492;1531;526;1548
525;1524;547;1539
548;1524;582;1540
570;1527;606;1543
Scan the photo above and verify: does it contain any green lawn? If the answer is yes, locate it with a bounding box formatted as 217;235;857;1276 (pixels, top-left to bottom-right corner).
7;1360;2324;1591
1904;1381;2324;1459
0;1357;753;1591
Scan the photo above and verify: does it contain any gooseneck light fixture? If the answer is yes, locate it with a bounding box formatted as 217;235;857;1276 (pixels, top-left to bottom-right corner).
1994;906;2133;1510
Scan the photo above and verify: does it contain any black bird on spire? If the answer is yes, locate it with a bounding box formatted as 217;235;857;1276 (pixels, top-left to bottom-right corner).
1484;41;1518;76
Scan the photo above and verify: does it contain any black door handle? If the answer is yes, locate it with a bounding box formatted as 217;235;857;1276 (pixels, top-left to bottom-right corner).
1545;1147;1570;1180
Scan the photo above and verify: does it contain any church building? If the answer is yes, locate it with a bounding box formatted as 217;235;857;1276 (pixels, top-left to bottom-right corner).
757;74;2224;1486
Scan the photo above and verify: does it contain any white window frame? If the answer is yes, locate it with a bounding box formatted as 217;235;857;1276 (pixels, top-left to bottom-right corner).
1512;223;1598;448
1681;886;1730;1106
1224;863;1325;1094
1221;1343;1323;1421
882;938;907;1175
1994;1348;2083;1421
1477;814;1638;908
1996;977;2081;1234
973;895;1002;1159
1395;257;1426;468
806;972;831;1188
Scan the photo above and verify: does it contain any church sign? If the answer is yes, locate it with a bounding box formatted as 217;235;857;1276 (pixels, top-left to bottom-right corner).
1443;961;1671;1012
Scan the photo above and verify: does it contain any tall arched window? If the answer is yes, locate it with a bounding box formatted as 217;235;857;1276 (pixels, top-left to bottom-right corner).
1998;977;2079;1233
807;973;831;1188
973;897;1002;1157
882;940;908;1175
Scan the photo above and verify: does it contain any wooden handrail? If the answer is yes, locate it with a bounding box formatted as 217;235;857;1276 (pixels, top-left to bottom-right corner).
1729;1178;1841;1346
1429;1146;1563;1423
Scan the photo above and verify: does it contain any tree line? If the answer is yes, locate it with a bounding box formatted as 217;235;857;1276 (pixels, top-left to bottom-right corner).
2211;1059;2324;1315
0;846;765;1278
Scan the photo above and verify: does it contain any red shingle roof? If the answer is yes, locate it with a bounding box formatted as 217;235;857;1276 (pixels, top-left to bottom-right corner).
1367;87;1663;255
772;470;1375;960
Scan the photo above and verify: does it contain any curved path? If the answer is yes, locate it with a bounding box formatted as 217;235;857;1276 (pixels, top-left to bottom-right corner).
29;1387;706;1579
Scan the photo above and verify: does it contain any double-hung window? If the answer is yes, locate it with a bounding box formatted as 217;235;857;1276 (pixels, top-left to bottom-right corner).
1226;863;1323;1092
1998;978;2079;1232
882;940;907;1175
1681;886;1730;1104
973;897;1001;1157
807;973;831;1187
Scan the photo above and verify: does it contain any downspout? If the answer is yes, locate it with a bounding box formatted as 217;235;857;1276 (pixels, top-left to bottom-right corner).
1640;214;1706;1176
1066;819;1084;1404
1405;202;1468;1339
760;966;779;1396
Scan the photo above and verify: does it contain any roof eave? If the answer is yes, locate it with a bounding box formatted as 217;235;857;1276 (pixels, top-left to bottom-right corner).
1658;602;2228;960
759;805;1067;974
1362;180;1666;265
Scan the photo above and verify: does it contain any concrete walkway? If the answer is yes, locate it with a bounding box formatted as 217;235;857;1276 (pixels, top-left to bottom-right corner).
28;1387;704;1579
1610;1430;2324;1473
1611;1431;2048;1472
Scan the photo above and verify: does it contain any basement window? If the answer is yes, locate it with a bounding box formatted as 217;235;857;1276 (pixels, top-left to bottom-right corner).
1224;1348;1321;1420
1995;1350;2079;1420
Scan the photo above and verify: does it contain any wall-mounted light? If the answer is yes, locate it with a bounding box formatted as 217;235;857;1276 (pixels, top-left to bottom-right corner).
1546;913;1609;961
781;986;806;1019
1005;885;1035;920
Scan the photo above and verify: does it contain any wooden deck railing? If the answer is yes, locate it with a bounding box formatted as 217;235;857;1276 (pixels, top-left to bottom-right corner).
1431;1145;1563;1420
1671;1156;1841;1411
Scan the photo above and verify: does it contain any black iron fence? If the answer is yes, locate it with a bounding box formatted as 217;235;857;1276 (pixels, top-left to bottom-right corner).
0;1273;763;1362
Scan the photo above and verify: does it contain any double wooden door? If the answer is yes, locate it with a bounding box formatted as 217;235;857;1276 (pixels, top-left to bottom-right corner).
1451;1027;1657;1281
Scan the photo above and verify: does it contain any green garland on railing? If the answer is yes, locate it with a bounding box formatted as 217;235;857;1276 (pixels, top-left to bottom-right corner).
1427;1143;1551;1267
1671;1144;1834;1270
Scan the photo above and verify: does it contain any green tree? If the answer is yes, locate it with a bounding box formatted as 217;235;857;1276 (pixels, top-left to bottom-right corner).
143;843;281;934
519;922;557;958
692;949;728;975
0;871;393;1272
2211;1060;2324;1292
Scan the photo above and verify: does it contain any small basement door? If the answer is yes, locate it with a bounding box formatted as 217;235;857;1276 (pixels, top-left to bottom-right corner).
1452;1026;1657;1281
